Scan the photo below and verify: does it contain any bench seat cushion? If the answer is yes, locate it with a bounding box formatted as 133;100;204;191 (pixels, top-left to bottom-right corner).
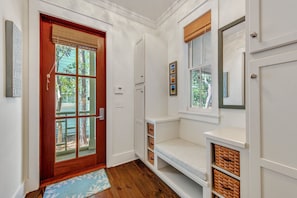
155;138;207;181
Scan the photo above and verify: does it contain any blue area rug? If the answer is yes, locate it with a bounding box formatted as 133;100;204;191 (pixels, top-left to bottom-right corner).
44;169;111;198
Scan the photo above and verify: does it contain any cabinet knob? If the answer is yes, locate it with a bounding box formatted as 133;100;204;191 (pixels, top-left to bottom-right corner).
250;32;258;38
250;73;257;79
140;75;144;78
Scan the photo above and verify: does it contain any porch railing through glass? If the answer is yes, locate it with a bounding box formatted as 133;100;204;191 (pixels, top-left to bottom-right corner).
55;111;96;162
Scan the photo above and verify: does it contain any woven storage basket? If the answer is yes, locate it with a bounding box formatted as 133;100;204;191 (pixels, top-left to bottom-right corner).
213;169;240;198
147;123;154;136
148;136;154;150
148;150;154;165
214;144;240;176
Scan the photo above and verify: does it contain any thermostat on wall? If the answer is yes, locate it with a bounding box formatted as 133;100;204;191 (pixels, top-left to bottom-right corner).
114;85;124;94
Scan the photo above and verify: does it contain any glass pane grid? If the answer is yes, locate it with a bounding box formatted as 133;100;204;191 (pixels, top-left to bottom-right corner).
55;44;97;162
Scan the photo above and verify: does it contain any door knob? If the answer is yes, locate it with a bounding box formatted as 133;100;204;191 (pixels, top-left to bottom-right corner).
250;73;257;79
250;32;258;38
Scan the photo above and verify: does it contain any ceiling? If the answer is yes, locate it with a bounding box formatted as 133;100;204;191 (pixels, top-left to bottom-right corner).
88;0;185;27
105;0;178;21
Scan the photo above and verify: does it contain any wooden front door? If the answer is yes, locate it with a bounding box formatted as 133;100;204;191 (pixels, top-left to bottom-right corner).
40;14;106;182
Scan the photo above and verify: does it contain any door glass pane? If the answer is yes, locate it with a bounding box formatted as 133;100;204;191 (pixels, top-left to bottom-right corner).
78;77;96;115
78;48;96;76
55;44;76;74
55;118;76;162
56;75;76;117
79;117;96;157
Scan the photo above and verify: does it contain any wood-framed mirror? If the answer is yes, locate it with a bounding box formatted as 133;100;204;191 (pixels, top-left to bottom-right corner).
218;17;245;109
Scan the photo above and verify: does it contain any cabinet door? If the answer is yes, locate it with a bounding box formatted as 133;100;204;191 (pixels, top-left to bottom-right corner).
134;38;145;84
134;86;145;160
249;0;297;53
249;51;297;198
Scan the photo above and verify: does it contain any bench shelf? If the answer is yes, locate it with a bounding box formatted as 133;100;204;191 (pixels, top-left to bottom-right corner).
155;158;203;198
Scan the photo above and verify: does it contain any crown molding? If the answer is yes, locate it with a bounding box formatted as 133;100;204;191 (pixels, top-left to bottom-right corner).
156;0;187;27
86;0;157;29
87;0;187;29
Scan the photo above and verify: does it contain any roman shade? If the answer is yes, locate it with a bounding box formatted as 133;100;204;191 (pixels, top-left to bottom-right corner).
52;24;99;49
184;10;211;42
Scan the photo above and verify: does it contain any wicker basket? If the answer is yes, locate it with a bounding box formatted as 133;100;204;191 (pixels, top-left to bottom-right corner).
148;136;154;150
214;144;240;176
147;123;154;136
148;150;154;165
213;169;240;198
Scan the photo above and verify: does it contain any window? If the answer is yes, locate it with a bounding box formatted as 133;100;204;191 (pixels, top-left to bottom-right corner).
184;10;212;110
188;32;212;108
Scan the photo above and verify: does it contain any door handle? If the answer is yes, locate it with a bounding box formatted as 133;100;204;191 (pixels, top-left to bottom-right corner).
96;108;105;120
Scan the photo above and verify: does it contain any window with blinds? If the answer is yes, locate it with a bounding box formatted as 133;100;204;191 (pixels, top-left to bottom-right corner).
184;10;212;109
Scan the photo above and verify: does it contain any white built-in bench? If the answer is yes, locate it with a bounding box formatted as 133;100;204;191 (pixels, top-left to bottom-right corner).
155;138;207;183
145;117;209;198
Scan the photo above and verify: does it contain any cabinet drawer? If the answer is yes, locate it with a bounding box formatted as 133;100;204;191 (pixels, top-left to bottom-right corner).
213;169;240;198
148;150;154;165
148;136;154;150
147;123;154;136
214;144;240;176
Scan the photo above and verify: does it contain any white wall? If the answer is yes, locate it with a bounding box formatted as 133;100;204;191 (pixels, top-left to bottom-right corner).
0;0;26;197
157;0;246;145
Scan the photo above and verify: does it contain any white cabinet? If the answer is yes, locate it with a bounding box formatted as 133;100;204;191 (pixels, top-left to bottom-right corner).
248;51;297;198
248;1;297;197
134;39;145;84
134;85;145;160
248;0;297;53
133;33;168;161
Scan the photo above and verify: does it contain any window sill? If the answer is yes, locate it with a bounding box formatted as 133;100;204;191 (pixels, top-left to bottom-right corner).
179;111;219;124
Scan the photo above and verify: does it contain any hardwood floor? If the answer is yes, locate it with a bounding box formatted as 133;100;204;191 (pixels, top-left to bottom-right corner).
26;160;180;198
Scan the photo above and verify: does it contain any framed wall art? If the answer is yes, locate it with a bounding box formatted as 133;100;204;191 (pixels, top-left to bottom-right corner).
5;20;22;97
169;61;177;96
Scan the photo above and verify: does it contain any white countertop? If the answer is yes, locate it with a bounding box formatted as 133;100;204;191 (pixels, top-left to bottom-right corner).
146;116;180;123
204;127;247;148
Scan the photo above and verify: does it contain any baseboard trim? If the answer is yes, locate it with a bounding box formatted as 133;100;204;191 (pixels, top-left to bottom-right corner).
13;182;25;198
108;150;137;167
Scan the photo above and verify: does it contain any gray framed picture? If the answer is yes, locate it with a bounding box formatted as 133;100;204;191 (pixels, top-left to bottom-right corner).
5;20;22;97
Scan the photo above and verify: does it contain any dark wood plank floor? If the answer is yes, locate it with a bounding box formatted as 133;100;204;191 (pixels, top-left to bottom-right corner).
26;160;180;198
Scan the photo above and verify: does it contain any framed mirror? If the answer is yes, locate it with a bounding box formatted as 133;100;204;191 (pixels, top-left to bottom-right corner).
218;17;245;109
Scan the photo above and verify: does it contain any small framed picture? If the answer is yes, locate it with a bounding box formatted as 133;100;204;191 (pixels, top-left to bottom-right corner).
169;61;177;74
170;74;176;84
170;84;177;95
169;61;177;96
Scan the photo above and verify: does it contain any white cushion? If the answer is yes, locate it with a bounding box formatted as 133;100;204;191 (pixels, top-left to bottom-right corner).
155;138;207;181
